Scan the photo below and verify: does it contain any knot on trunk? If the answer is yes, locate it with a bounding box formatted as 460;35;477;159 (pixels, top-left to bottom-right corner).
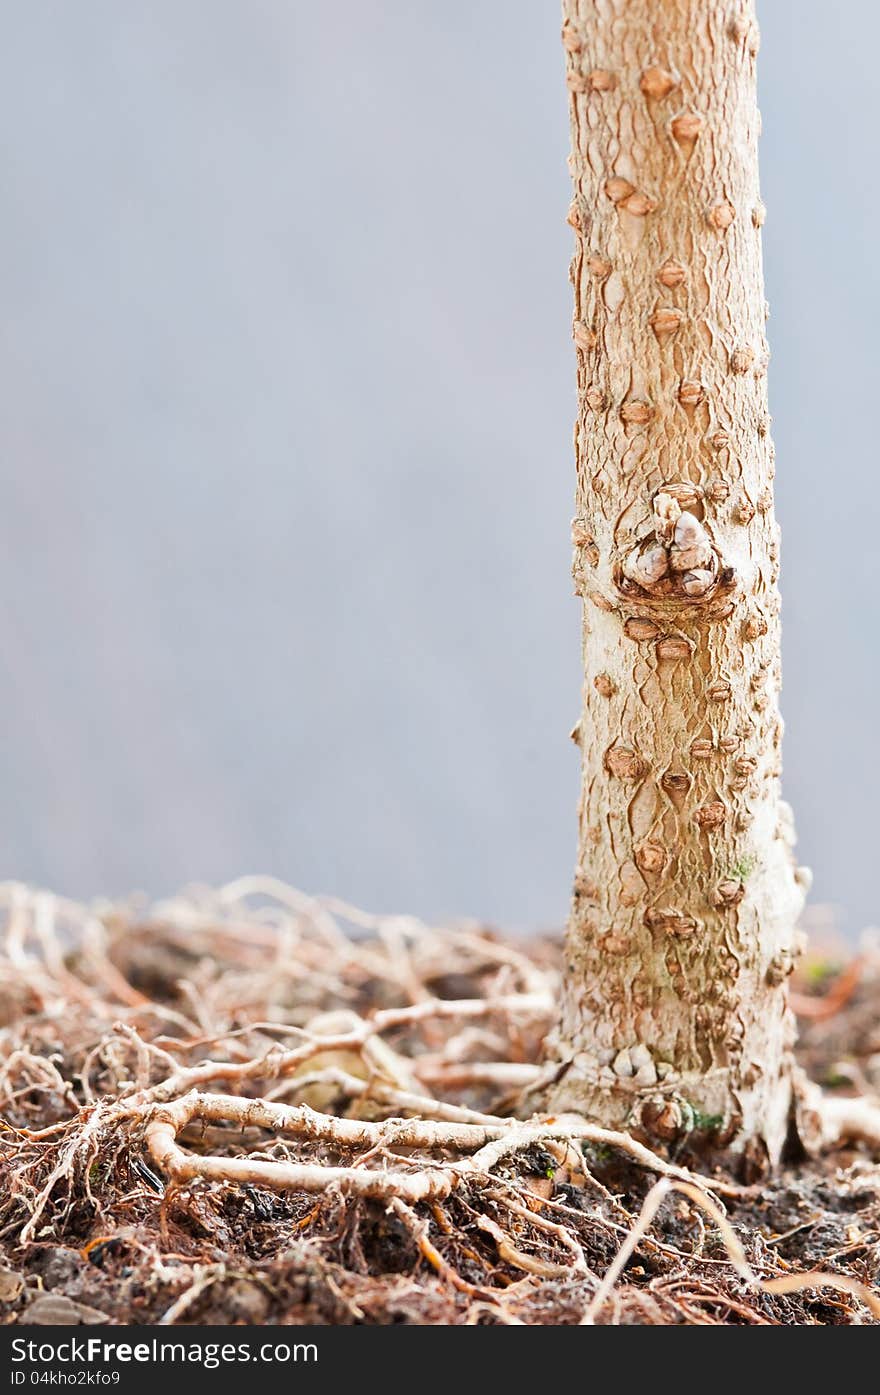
644;906;699;938
619;489;735;605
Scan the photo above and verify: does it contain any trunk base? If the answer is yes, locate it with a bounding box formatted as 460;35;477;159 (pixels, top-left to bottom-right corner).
525;1036;799;1177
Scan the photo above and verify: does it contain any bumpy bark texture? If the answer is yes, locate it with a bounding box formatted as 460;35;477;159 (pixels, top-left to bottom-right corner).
542;0;811;1168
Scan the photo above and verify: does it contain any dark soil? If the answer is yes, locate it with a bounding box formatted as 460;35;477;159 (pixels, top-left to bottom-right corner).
1;886;879;1326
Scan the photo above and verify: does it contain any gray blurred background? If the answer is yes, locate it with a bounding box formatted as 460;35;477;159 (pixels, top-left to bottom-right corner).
0;2;875;933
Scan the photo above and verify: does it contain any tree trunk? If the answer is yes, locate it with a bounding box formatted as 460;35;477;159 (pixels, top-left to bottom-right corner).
542;0;810;1169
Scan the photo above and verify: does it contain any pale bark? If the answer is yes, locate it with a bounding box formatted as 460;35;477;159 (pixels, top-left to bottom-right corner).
541;0;810;1167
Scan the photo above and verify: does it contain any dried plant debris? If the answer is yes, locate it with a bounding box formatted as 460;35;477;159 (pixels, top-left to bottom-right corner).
1;879;879;1326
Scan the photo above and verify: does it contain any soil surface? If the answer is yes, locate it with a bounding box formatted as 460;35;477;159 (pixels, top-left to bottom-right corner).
1;884;879;1326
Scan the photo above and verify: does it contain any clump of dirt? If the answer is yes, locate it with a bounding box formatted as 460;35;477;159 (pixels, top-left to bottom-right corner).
1;881;879;1326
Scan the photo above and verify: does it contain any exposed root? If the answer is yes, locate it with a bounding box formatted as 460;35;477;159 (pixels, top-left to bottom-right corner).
140;1090;755;1212
815;1093;880;1152
794;1066;880;1154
